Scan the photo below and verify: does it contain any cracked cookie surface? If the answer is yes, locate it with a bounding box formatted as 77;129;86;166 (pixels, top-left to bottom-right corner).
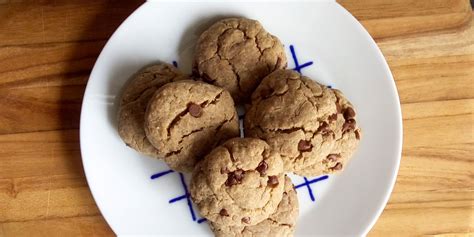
190;138;285;226
193;17;287;103
244;69;361;177
118;63;189;157
209;176;299;237
144;80;239;173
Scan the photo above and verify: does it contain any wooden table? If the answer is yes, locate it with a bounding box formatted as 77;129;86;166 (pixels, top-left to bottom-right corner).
0;1;472;236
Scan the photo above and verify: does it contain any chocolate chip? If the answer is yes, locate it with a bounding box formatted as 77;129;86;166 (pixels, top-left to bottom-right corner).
317;121;331;135
188;103;202;118
225;169;244;186
256;160;268;176
328;113;338;122
298;140;312;152
331;162;343;171
342;119;356;133
225;177;238;187
336;102;342;113
326;154;341;162
219;209;229;217
355;130;360;140
343;107;356;120
267;176;279;188
241;217;250;224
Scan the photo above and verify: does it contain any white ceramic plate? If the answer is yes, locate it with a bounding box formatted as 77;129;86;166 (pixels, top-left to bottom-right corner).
80;0;402;236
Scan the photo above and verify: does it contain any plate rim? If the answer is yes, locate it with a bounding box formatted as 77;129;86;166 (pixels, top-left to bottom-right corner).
79;1;403;236
333;2;403;235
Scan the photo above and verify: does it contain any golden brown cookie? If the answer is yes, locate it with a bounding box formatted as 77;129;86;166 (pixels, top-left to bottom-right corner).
190;138;285;227
193;17;287;103
209;176;299;237
144;80;239;173
244;69;361;177
117;63;189;157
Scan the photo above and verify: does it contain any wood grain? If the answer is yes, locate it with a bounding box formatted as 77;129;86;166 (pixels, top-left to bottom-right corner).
340;0;472;39
369;7;474;236
2;216;113;237
0;0;473;236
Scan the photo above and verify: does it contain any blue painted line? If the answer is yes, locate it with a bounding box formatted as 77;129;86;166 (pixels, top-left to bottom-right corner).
169;194;188;203
298;61;314;68
294;175;329;189
151;169;207;224
150;169;174;180
294;61;314;72
289;45;314;74
289;45;299;70
303;177;315;201
172;60;178;68
179;173;197;221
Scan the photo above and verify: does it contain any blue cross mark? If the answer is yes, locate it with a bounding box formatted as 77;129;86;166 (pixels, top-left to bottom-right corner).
288;46;334;89
294;175;329;202
151;170;328;224
290;45;314;74
151;169;207;224
150;169;174;179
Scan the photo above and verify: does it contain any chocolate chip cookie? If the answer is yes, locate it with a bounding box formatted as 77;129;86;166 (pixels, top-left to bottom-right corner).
244;69;361;177
117;63;189;157
144;80;239;173
193;18;287;103
190;138;285;226
209;176;299;237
